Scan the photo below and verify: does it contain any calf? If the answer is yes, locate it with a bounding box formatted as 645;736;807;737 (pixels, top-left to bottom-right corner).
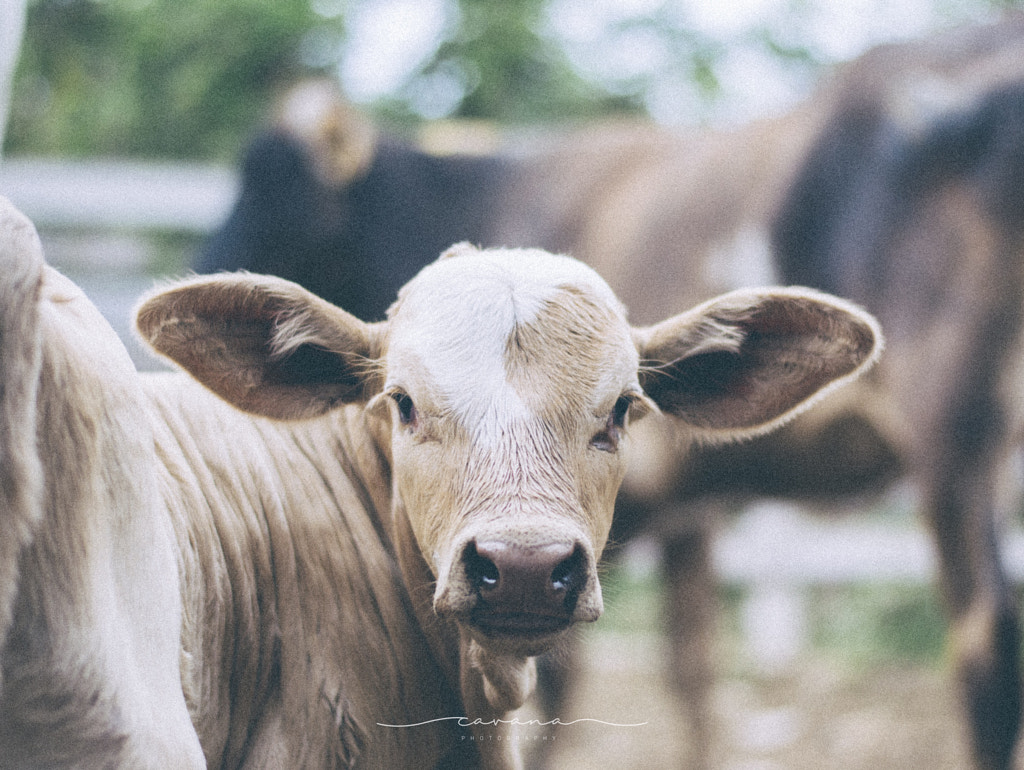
0;197;880;768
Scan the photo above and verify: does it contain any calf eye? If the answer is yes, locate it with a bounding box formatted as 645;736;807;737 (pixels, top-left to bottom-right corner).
611;393;631;428
391;391;417;426
591;394;633;452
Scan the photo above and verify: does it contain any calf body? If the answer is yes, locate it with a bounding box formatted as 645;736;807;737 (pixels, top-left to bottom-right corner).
0;207;203;767
0;197;880;768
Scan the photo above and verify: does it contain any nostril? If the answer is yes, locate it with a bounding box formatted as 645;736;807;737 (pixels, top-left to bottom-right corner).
550;546;585;595
467;539;588;617
464;542;500;591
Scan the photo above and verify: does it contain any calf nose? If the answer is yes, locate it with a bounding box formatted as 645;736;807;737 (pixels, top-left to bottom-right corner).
464;540;587;616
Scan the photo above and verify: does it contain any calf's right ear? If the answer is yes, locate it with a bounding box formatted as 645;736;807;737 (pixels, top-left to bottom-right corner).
135;272;385;420
634;286;882;441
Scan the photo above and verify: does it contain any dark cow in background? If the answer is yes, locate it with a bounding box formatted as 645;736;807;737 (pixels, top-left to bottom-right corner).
196;80;510;322
197;14;1024;769
495;15;1024;770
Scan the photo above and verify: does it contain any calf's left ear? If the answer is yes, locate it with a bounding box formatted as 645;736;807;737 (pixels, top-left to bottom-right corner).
634;287;882;440
135;272;384;420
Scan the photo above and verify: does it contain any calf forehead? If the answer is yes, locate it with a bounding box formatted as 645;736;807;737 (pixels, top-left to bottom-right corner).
387;248;635;426
504;286;638;416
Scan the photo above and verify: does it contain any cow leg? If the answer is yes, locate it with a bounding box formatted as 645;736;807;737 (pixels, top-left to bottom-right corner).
913;299;1023;770
663;524;717;770
534;649;577;718
920;452;1021;770
525;648;579;768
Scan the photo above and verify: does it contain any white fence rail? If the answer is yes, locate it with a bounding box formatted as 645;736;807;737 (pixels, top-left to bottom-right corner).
713;500;1024;585
709;501;1024;668
0;156;237;231
0;157;238;369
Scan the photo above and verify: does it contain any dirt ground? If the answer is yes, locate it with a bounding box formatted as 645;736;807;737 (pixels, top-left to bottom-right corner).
513;630;977;770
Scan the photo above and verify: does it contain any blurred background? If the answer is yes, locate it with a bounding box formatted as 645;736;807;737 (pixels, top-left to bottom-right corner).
2;0;1017;357
2;1;1024;767
4;0;1019;158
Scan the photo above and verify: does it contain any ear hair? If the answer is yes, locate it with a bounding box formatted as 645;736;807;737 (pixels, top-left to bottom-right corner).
634;286;882;441
135;272;386;420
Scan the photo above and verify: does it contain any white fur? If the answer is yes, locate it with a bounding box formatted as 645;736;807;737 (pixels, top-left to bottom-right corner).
387;247;626;442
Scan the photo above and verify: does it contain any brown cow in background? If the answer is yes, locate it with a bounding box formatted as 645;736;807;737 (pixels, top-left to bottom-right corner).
197;14;1024;769
769;21;1024;770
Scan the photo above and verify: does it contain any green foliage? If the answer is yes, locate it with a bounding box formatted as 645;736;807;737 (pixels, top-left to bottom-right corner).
596;563;664;635
8;0;1023;159
600;568;951;666
7;0;644;158
415;0;640;125
811;584;948;666
7;0;340;160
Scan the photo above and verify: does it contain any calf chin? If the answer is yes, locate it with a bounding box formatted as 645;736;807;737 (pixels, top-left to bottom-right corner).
435;532;603;656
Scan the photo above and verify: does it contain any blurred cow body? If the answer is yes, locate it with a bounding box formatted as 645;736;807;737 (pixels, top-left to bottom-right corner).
196;81;511;323
198;16;1024;768
770;24;1024;770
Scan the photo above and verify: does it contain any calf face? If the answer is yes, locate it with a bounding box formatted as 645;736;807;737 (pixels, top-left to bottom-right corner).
376;245;646;654
135;243;880;696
